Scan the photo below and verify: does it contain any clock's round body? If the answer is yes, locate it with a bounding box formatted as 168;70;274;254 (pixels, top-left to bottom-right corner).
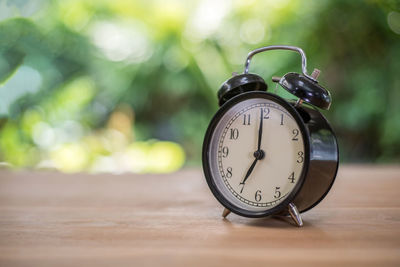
202;91;339;220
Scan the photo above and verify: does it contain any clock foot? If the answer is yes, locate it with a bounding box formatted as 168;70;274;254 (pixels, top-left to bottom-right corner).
222;208;231;218
288;203;303;227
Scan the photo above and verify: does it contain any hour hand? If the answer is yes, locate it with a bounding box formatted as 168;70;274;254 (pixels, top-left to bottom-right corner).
239;157;258;192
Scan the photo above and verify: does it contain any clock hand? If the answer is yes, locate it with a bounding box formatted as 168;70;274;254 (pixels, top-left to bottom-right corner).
239;157;258;189
239;108;265;193
257;107;263;151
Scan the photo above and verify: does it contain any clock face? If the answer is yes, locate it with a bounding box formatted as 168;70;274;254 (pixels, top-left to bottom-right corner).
204;92;308;216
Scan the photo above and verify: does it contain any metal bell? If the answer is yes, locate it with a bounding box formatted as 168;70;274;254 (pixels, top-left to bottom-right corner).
217;73;267;106
279;72;331;110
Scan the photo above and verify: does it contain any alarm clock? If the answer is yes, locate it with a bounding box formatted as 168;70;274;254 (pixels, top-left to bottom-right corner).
202;45;339;227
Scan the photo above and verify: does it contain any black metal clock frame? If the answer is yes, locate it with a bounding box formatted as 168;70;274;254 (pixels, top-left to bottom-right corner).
202;91;339;219
202;45;339;226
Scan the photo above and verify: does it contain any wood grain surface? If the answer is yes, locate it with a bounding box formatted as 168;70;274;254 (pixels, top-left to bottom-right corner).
0;165;399;266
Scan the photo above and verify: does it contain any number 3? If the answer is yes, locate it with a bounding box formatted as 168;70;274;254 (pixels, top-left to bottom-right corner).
297;151;304;163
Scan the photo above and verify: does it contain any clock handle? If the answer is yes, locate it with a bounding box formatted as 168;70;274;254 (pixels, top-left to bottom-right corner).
244;45;317;82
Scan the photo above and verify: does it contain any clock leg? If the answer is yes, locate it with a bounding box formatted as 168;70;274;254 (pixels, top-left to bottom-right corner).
222;208;231;218
288;203;303;227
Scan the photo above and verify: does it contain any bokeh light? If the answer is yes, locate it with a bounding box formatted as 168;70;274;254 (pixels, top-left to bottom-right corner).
0;0;399;174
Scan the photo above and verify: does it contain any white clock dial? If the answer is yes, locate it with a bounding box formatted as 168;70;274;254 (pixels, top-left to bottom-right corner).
208;97;305;212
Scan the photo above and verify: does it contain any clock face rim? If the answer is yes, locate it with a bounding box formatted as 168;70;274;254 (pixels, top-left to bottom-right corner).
202;91;311;218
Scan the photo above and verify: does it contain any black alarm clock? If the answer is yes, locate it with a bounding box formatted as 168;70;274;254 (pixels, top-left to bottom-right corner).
202;45;339;227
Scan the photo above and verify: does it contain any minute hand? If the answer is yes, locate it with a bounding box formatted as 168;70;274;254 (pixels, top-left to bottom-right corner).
239;108;264;188
257;108;263;151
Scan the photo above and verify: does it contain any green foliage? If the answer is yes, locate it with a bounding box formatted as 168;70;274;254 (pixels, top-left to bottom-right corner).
0;0;399;172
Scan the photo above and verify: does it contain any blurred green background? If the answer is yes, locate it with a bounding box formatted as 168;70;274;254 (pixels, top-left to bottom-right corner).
0;0;399;173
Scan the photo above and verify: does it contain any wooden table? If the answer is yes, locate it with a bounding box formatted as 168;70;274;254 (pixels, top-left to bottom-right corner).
0;165;399;266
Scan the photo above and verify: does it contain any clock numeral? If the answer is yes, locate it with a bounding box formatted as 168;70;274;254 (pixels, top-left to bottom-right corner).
288;172;295;183
229;128;239;140
274;187;281;199
263;108;270;119
297;151;304;163
255;190;262;202
226;167;232;178
222;146;229;158
292;129;299;141
243;114;251;125
280;114;284;125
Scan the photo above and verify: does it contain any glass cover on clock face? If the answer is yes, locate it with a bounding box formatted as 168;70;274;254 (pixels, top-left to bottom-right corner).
208;97;305;212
